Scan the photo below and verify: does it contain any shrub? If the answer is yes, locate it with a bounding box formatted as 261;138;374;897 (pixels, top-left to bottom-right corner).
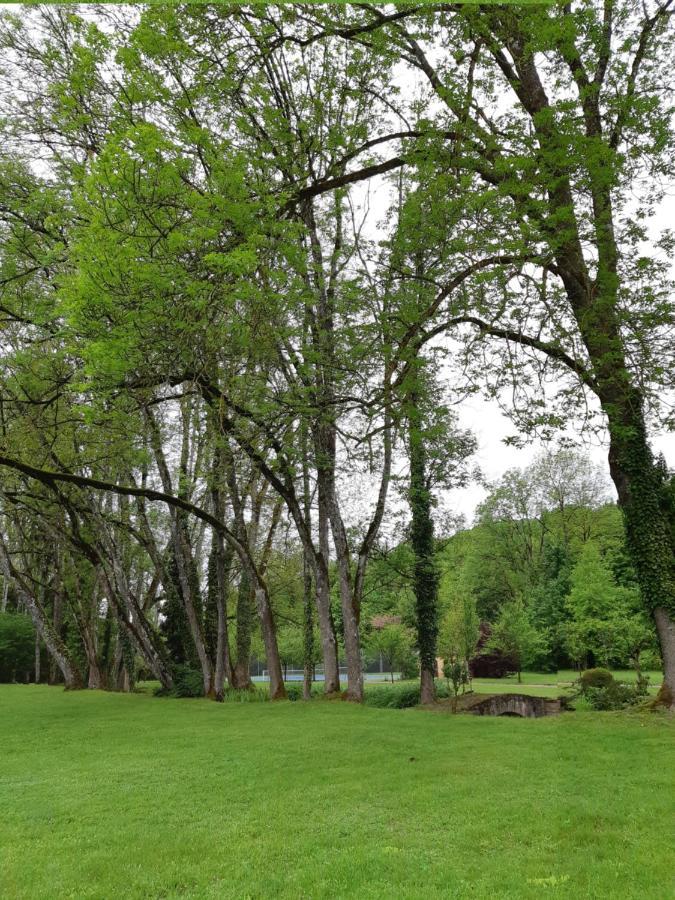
221;685;269;703
638;650;662;671
0;613;35;683
284;683;304;702
578;671;650;711
583;681;644;711
154;664;204;698
579;668;614;689
365;680;449;709
400;652;419;680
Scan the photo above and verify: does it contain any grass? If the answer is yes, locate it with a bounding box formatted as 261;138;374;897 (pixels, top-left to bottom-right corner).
1;686;673;900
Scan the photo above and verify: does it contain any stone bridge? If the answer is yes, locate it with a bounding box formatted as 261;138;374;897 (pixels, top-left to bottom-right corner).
469;693;563;718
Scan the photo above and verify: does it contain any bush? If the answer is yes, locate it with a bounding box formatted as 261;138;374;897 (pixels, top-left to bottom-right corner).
579;668;614;689
400;652;419;681
154;664;204;698
577;670;650;711
0;613;35;683
220;685;269;703
365;680;449;709
638;650;662;671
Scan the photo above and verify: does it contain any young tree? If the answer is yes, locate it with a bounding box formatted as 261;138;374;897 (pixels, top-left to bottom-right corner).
484;599;547;683
367;623;415;684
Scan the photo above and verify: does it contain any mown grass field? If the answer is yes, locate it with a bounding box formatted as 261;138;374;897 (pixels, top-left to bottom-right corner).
1;685;673;900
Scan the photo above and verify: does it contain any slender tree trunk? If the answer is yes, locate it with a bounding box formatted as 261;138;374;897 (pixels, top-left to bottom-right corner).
303;552;314;700
319;473;363;701
48;589;63;685
82;624;102;689
255;584;285;699
232;572;254;690
103;553;173;690
315;495;341;694
408;387;439;705
173;518;213;695
34;632;41;684
213;538;234;701
654;607;675;708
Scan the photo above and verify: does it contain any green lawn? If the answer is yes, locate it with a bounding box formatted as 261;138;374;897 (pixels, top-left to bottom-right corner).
1;686;673;900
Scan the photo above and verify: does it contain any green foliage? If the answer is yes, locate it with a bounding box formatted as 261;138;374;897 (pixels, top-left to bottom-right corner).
579;668;615;690
365;680;450;709
581;678;650;712
160;548;203;670
0;613;34;682
366;624;416;682
399;652;420;681
438;592;480;669
564;542;648;668
484;599;547;679
155;664;204;699
577;667;650;710
443;659;469;706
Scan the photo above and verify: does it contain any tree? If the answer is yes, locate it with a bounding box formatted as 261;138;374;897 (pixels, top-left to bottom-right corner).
438;592;480;687
294;1;675;706
564;542;645;668
484;599;547;683
367;624;415;684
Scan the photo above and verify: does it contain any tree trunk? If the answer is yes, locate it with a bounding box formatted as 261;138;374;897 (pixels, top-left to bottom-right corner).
320;475;363;701
315;496;341;694
232;572;254;690
606;408;675;710
254;584;286;700
654;607;675;709
34;632;41;684
173;519;213;696
302;552;314;700
408;388;439;706
48;589;63;685
213;538;234;701
103;556;173;691
83;626;102;689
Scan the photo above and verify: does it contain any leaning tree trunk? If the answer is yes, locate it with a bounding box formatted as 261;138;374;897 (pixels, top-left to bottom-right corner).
321;475;363;701
253;584;286;700
172;518;214;696
0;540;84;689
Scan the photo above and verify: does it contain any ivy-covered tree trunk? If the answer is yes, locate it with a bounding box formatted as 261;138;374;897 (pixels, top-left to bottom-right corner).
472;13;675;710
407;389;439;705
207;530;234;701
232;571;253;690
606;407;675;709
